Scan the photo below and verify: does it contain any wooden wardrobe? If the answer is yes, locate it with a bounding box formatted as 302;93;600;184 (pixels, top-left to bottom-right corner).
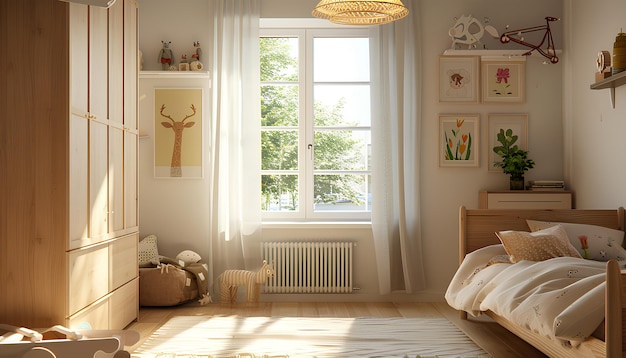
0;0;139;330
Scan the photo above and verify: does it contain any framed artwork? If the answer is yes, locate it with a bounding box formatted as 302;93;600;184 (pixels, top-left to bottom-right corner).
439;56;480;103
439;114;480;168
179;63;189;71
481;59;525;103
154;88;203;178
487;113;528;172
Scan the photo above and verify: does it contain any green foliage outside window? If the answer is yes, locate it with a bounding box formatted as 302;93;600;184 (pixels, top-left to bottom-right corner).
260;37;366;212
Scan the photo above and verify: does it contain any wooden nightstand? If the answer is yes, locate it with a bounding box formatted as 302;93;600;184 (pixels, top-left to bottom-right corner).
479;190;573;209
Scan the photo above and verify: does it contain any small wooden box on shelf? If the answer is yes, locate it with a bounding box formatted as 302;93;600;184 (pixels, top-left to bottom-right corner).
479;190;573;209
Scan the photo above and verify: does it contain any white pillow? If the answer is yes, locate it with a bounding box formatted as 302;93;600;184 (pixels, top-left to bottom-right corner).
527;220;626;261
138;235;160;267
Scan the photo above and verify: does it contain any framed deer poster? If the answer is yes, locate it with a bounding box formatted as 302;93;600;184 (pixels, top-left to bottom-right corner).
154;88;203;178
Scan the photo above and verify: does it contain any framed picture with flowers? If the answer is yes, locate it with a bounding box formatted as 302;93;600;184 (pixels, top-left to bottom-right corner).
439;114;480;168
487;113;528;172
481;59;525;103
439;56;480;103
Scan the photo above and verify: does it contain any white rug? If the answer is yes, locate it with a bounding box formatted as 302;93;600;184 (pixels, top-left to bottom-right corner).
131;316;490;358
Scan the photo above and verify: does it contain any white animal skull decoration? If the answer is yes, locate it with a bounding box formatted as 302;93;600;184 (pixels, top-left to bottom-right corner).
448;15;498;49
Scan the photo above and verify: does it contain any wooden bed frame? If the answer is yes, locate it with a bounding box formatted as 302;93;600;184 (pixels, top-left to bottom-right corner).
458;206;626;358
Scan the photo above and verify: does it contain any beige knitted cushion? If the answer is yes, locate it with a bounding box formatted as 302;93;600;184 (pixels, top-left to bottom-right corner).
496;224;582;263
138;235;160;267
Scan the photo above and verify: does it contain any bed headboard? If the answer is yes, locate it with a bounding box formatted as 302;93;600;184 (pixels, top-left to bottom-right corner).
459;206;625;263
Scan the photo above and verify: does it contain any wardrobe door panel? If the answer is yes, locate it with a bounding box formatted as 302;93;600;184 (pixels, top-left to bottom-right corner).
69;114;89;249
124;132;138;229
109;0;124;125
109;126;124;233
69;3;88;117
90;120;109;241
89;6;109;121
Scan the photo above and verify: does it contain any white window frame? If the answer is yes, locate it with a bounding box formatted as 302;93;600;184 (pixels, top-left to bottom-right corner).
260;20;371;222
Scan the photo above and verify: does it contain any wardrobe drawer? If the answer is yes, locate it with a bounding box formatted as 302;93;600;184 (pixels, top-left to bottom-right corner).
109;278;139;329
68;244;109;315
68;297;109;330
110;233;138;290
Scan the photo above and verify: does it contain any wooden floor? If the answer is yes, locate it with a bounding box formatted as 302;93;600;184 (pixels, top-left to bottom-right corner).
126;301;547;357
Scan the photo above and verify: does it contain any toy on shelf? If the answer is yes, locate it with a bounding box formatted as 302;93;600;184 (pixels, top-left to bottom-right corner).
448;15;498;49
190;61;203;71
216;260;275;304
499;16;559;63
192;41;202;62
613;31;626;75
190;41;203;71
158;41;174;70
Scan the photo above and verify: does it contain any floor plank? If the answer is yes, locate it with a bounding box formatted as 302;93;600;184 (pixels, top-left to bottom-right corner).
126;302;547;357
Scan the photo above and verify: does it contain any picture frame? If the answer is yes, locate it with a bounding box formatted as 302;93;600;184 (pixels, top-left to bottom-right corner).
154;88;204;178
487;113;528;172
179;62;189;71
439;114;480;168
481;59;525;103
439;56;480;103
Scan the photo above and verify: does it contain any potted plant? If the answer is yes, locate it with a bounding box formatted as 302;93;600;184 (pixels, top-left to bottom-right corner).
492;128;535;190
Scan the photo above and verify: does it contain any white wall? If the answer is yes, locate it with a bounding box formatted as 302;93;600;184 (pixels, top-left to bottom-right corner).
138;0;210;72
563;0;626;209
137;72;212;261
136;0;565;301
418;0;563;298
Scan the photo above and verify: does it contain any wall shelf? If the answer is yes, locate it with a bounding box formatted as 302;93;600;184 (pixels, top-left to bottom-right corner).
590;71;626;109
139;70;210;79
442;49;562;60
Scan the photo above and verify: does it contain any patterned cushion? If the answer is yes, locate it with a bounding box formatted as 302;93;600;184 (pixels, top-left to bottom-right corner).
496;225;582;263
527;220;626;261
138;235;160;267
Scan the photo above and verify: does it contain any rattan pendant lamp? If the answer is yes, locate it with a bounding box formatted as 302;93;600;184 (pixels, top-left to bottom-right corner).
312;0;409;25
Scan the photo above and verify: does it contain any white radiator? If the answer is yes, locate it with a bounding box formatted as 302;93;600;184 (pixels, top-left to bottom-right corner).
262;241;354;293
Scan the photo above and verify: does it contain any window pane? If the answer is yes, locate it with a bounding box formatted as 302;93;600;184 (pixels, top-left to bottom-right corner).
314;84;370;127
313;174;370;212
262;174;299;212
261;84;299;127
262;130;298;170
314;130;369;171
260;37;298;82
314;38;369;82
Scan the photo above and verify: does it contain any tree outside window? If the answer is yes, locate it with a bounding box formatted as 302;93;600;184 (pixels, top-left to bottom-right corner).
260;29;371;220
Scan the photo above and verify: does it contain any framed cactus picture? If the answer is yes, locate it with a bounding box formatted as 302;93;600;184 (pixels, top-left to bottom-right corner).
439;114;480;168
481;59;526;103
487;113;528;172
154;88;204;178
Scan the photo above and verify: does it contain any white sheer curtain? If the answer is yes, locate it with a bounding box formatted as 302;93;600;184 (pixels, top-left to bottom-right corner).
207;0;261;275
370;0;425;294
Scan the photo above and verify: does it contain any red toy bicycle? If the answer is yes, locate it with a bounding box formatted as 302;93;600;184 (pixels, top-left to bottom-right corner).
500;17;559;64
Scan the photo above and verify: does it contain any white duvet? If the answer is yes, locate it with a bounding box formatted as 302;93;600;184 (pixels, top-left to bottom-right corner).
445;244;609;345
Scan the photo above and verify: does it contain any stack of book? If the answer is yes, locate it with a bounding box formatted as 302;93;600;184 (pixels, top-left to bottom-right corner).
528;180;565;191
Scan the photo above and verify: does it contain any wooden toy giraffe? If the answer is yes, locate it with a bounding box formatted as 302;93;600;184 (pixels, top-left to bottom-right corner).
159;104;197;177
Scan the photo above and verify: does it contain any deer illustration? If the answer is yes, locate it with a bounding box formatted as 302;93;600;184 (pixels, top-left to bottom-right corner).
160;103;197;177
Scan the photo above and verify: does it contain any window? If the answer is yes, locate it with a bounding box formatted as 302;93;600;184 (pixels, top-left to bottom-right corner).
260;24;371;221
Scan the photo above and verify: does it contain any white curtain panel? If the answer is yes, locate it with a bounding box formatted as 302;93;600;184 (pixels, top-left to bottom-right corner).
370;0;425;294
208;0;262;273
